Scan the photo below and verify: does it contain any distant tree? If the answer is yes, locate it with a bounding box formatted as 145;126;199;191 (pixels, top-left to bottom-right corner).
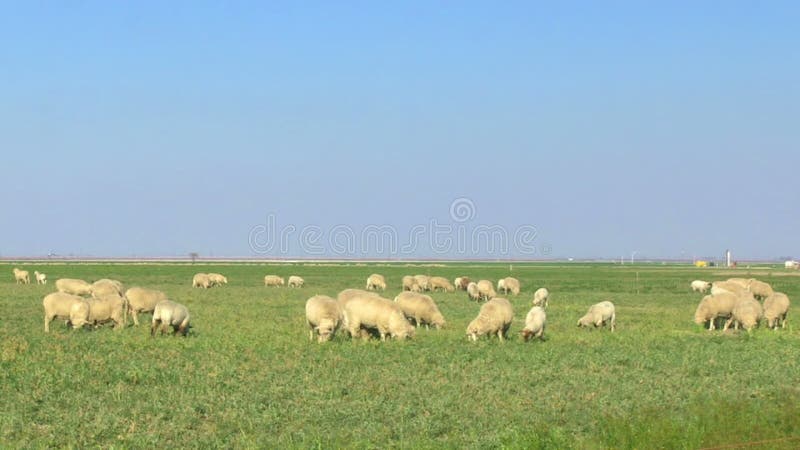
189;252;199;264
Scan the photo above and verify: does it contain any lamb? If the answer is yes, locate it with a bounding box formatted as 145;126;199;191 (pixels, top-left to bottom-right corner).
34;271;47;285
342;293;415;341
521;306;546;342
710;281;746;297
42;292;90;332
466;282;481;301
454;277;470;290
577;301;616;331
264;275;285;287
13;268;30;284
723;296;763;333
207;273;228;286
305;295;342;342
402;275;420;292
690;280;711;293
413;275;431;291
476;280;496;301
532;288;550;308
693;293;738;330
288;275;305;288
91;279;125;298
763;292;790;330
393;292;446;329
124;287;169;326
55;278;93;296
498;277;520;295
192;273;212;289
428;276;455;293
366;274;387;291
466;297;514;341
87;294;127;330
746;279;774;301
151;300;191;336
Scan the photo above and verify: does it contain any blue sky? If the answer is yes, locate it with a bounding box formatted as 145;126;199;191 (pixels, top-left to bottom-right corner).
1;2;798;259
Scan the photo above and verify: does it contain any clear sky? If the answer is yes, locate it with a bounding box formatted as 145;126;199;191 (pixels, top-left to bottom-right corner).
1;2;798;260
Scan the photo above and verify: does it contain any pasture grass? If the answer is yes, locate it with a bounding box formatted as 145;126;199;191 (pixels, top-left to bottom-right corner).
1;262;799;448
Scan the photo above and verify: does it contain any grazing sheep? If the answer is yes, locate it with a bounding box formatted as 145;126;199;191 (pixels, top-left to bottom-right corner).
151;300;191;336
192;273;212;289
91;279;125;298
727;278;750;289
13;268;30;284
476;280;496;301
414;275;431;291
746;279;774;301
521;306;546;342
342;293;415;341
337;288;379;307
288;275;305;288
366;274;387;291
42;292;90;332
466;282;481;301
711;281;747;297
55;278;93;296
532;288;550;308
454;277;470;290
124;287;169;326
723;296;763;333
498;277;520;295
690;280;711;293
305;295;342;342
87;294;127;330
34;271;47;285
207;273;228;287
428;276;455;293
577;301;616;331
763;292;790;330
264;275;285;287
393;292;446;329
693;293;738;330
466;297;514;341
402;275;420;292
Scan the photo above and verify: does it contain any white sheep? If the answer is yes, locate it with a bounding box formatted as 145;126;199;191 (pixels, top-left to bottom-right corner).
264;275;285;287
532;288;549;308
454;277;470;291
192;273;212;289
693;293;738;330
394;292;446;329
366;274;387;291
521;306;546;342
746;279;774;301
690;280;711;293
723;296;763;333
55;278;93;296
577;301;616;331
763;292;790;330
305;295;342;342
87;294;127;330
466;282;481;301
124;287;169;326
342;293;415;341
466;297;514;341
288;275;305;288
428;276;455;293
151;300;191;336
498;277;520;296
727;278;750;289
42;292;90;332
710;281;746;297
413;275;431;291
34;271;47;285
13;268;30;284
91;279;125;298
402;275;420;292
476;280;496;301
208;273;228;286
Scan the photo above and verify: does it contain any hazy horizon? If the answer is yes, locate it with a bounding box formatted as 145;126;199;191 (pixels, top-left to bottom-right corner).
2;2;798;260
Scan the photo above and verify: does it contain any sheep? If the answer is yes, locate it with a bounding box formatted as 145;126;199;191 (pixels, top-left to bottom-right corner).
342;293;415;341
393;292;446;329
466;297;514;341
532;288;550;308
288;275;305;288
710;281;746;297
785;260;800;270
723;296;763;333
577;301;616;331
42;292;90;332
763;292;790;330
498;277;520;296
746;279;774;301
690;280;711;293
192;273;212;289
727;278;750;289
55;278;93;296
264;275;285;287
151;300;191;336
521;306;546;342
693;293;738;330
466;282;481;301
124;287;169;326
305;295;342;342
91;279;125;298
34;271;47;285
454;276;470;290
13;268;30;284
476;280;496;301
87;294;127;330
428;276;455;293
366;274;387;291
414;275;431;291
207;273;228;287
402;275;420;292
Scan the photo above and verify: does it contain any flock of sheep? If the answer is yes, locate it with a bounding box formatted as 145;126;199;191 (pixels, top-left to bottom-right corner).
691;278;791;332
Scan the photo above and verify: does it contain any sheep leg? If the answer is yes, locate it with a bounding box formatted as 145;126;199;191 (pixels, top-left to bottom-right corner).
610;314;616;332
722;318;732;331
131;310;140;326
309;329;314;341
497;330;504;341
44;314;52;333
150;320;159;337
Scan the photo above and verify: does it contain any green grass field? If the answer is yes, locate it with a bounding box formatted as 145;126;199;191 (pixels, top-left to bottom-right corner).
2;262;799;448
